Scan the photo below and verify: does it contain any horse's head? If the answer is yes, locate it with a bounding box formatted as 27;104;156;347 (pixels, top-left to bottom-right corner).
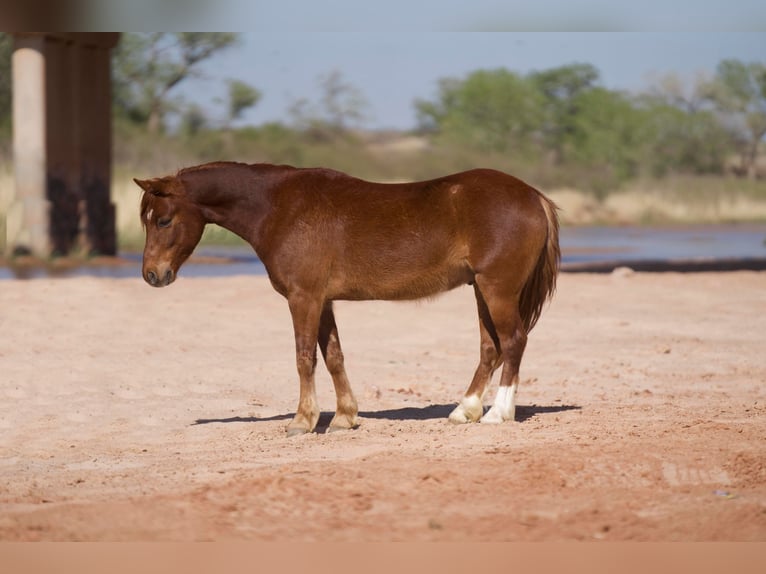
134;175;206;287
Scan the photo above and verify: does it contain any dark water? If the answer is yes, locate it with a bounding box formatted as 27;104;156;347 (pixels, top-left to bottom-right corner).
2;224;765;280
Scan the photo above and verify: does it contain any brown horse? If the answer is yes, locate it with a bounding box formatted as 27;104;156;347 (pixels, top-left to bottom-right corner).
135;162;560;436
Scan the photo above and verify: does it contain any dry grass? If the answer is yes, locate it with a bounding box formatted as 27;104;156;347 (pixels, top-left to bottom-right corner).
0;163;11;210
1;164;12;253
112;169;144;249
548;176;766;225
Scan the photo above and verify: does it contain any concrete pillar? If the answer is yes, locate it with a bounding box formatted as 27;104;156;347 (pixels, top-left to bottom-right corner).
8;35;48;257
7;33;119;259
77;38;117;256
45;35;81;255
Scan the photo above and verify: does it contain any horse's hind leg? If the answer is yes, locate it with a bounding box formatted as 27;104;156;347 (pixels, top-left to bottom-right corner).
475;277;527;424
449;284;503;423
318;302;358;431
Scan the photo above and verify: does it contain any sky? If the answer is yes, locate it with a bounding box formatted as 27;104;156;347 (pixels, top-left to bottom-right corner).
85;1;766;32
20;2;760;132
186;32;766;131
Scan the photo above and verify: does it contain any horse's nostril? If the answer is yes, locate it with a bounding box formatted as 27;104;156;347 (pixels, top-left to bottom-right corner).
163;269;173;285
147;270;158;285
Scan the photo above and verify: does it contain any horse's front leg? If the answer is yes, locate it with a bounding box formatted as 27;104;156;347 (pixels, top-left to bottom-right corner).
286;292;324;436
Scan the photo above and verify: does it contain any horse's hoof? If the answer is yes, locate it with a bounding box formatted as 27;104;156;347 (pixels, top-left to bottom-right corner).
327;413;358;433
327;423;358;433
448;409;469;424
479;409;503;424
448;397;483;424
480;405;515;424
286;427;310;437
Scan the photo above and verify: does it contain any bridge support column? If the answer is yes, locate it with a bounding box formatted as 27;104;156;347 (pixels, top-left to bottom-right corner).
8;34;48;257
6;33;120;258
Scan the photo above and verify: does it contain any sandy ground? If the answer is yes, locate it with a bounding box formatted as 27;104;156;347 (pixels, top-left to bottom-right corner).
0;270;764;541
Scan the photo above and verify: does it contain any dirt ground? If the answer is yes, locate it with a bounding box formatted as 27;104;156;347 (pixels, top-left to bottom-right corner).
0;270;764;541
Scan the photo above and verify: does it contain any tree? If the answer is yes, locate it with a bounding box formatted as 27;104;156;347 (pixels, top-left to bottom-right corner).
530;63;600;164
567;87;648;184
640;72;733;176
318;70;369;131
414;61;755;185
179;104;208;137
113;33;238;133
647;104;731;177
706;59;766;179
288;70;369;139
226;79;261;126
415;68;544;155
647;71;711;113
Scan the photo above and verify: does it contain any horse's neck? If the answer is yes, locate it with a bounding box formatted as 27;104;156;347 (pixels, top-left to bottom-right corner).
191;167;277;251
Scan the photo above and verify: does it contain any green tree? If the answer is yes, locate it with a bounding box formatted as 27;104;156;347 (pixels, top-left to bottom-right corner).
640;73;733;176
706;59;766;179
226;79;261;126
415;68;544;156
530;63;600;164
414;62;756;186
647;104;731;176
113;33;238;133
567;87;647;184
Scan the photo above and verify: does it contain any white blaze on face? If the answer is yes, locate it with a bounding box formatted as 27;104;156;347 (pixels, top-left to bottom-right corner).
146;208;154;224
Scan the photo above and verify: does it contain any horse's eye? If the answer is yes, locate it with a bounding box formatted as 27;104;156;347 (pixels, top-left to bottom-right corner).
157;217;172;228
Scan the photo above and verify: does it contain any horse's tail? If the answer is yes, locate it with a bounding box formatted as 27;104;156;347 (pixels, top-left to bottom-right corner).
519;192;561;334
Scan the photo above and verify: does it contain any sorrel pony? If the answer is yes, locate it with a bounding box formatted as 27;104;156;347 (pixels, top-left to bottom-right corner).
135;162;560;436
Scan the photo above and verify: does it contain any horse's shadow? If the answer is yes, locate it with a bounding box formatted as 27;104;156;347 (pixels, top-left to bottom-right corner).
193;403;580;429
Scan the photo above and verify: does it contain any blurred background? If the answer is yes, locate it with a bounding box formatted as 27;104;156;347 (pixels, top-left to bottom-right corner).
1;11;765;270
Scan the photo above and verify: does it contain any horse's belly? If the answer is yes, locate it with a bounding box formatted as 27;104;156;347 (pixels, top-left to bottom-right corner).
329;258;474;301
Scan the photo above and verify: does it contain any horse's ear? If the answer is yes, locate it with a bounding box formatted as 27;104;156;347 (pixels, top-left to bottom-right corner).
133;177;170;196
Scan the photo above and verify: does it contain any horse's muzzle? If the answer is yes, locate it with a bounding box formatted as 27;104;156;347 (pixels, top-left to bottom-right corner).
144;268;175;287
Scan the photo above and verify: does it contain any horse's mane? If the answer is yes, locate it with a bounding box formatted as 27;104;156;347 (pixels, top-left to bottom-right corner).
176;161;251;176
176;161;311;181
